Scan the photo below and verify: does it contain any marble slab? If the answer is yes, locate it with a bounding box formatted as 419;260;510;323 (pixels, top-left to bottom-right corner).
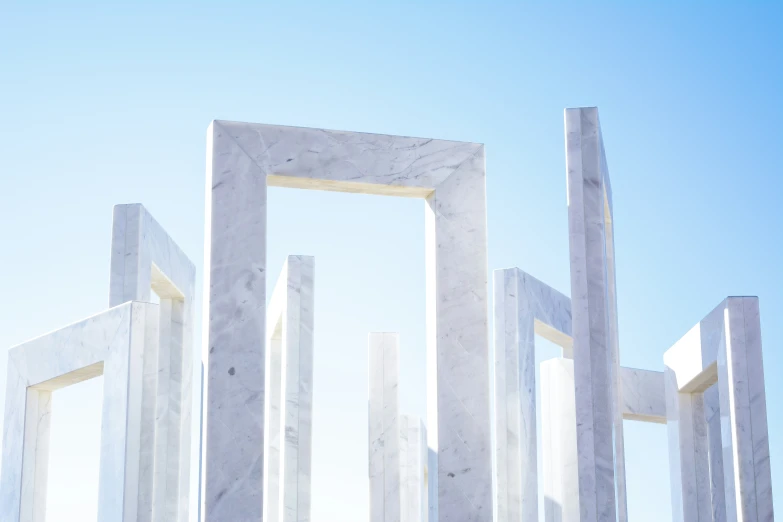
664;297;773;522
205;121;490;521
369;333;401;522
264;256;315;522
0;301;158;522
565;107;627;522
110;203;196;522
400;415;428;522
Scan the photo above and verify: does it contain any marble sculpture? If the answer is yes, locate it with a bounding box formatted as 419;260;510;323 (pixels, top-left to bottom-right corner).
1;203;195;522
0;107;774;522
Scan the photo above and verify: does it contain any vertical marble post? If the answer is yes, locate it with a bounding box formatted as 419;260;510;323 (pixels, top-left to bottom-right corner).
703;385;727;522
565;107;627;522
264;256;315;522
493;268;536;522
716;297;773;522
369;333;401;522
400;415;428;522
541;358;579;522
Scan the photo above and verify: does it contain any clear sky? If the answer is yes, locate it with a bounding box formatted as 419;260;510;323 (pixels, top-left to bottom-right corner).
0;2;781;521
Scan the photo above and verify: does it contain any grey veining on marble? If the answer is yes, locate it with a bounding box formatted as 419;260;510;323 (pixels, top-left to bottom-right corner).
369;333;401;522
264;256;315;522
0;302;158;522
205;121;491;521
400;415;428;522
541;358;578;522
110;203;196;522
565;107;627;522
664;297;774;522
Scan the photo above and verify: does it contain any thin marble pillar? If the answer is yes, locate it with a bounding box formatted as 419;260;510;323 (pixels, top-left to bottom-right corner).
263;256;315;522
541;358;579;522
400;415;428;522
205;122;490;521
565;106;627;522
369;333;401;522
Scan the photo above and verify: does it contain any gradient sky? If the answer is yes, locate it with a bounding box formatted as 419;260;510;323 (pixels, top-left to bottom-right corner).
0;2;781;521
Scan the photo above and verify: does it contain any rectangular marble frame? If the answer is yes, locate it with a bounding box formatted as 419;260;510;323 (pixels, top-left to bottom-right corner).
664;297;773;522
263;256;315;522
493;267;665;522
110;203;196;522
205;121;490;521
0;301;158;522
565;106;627;522
400;414;428;522
369;332;401;522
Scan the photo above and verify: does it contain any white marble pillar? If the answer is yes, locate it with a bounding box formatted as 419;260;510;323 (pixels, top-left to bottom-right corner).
541;358;579;522
369;333;401;522
205;121;491;521
565;106;627;522
400;415;428;522
703;384;727;522
263;256;315;522
110;203;195;522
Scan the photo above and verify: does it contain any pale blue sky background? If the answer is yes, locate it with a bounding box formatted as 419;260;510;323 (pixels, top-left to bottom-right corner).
0;2;781;521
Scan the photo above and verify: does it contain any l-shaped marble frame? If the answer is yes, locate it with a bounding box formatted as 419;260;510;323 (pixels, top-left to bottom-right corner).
493;267;665;522
0;301;158;522
204;121;491;521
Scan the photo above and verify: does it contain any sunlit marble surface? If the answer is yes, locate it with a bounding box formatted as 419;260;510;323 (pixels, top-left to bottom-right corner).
0;301;158;522
110;203;196;522
664;297;773;522
205;121;491;521
565;107;627;522
264;256;315;522
369;333;401;522
400;415;428;522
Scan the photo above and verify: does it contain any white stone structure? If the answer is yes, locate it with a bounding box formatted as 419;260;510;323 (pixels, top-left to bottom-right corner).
204;121;491;521
110;203;195;522
0;302;158;522
368;332;401;522
493;267;666;522
400;415;428;522
263;256;315;522
664;297;773;522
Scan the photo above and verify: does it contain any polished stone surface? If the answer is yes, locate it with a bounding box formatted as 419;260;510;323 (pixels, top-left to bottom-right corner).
264;256;315;522
400;415;428;522
110;203;196;522
565;107;627;522
0;302;158;522
369;332;401;522
205;121;490;521
664;297;773;522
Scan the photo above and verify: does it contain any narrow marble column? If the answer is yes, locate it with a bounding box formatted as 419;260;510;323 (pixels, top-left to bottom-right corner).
400;415;428;522
369;333;401;522
264;256;315;522
565;107;627;522
541;358;579;522
703;385;727;522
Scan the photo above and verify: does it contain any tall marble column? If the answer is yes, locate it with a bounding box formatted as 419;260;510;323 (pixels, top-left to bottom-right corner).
369;333;401;522
400;415;428;522
263;256;315;522
565;107;627;522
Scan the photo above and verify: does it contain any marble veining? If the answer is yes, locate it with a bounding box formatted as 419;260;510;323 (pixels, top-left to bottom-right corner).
205;121;491;521
264;256;315;522
400;415;428;522
0;301;158;522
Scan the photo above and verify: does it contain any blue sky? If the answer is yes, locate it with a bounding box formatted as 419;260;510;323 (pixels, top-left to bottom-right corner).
0;2;781;521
